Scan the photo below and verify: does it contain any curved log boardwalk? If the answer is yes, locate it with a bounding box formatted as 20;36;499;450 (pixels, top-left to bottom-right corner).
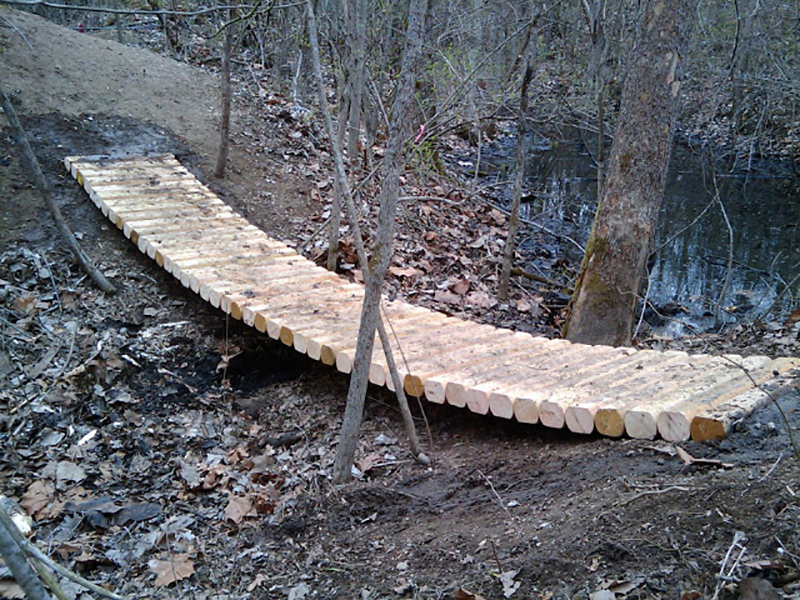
65;154;799;442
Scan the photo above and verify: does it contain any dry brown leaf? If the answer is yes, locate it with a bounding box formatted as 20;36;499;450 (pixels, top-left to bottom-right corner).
516;299;532;312
469;235;488;249
224;493;256;524
149;554;195;587
452;278;471;296
21;480;55;519
454;589;487;600
466;291;495;309
389;266;420;278
434;290;461;305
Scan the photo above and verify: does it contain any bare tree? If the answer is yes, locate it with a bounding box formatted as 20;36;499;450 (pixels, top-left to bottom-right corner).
564;0;697;347
330;0;430;483
214;6;234;178
498;54;533;301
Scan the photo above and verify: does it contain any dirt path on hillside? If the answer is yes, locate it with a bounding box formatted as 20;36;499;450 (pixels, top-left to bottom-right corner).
1;9;800;600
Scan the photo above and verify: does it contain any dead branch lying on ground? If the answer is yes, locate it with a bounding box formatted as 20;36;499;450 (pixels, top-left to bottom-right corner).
0;81;116;295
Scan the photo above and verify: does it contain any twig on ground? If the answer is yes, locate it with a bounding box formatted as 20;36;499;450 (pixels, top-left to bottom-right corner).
621;485;690;506
712;531;747;600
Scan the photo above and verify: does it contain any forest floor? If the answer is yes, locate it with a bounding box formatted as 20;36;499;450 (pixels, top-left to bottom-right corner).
2;8;800;600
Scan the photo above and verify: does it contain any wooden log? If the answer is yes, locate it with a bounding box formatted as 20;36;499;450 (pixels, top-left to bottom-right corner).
371;309;479;389
116;204;237;225
620;354;720;439
95;191;217;219
453;338;587;416
226;279;361;322
464;342;624;420
295;300;434;352
100;191;223;211
238;275;357;325
588;350;693;436
181;254;310;292
218;272;347;318
335;311;459;373
163;243;297;277
255;292;369;340
256;289;367;340
423;334;557;407
110;201;229;229
488;346;640;424
127;214;246;243
73;165;195;184
655;355;782;441
67;155;182;176
305;306;428;365
401;327;545;397
320;309;442;368
200;264;339;309
138;224;265;258
690;359;800;441
158;236;292;270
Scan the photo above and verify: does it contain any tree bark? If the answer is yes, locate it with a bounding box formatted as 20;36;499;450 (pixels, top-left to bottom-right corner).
564;0;696;347
307;0;429;480
0;509;52;600
346;0;368;166
498;59;533;301
213;7;233;178
331;0;429;483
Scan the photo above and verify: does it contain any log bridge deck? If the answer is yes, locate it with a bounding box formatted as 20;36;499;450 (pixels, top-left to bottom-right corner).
65;153;799;442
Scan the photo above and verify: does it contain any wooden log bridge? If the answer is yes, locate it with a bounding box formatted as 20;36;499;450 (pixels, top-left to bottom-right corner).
65;154;799;442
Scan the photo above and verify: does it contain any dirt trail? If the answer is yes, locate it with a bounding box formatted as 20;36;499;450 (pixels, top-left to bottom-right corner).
1;9;799;600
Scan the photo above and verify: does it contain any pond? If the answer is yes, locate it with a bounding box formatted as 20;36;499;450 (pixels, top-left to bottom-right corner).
452;129;800;336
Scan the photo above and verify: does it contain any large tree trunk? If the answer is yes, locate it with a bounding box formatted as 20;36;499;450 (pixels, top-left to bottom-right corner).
563;0;696;347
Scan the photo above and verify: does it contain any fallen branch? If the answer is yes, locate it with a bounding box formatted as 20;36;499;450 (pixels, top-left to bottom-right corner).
510;267;571;292
0;82;116;294
0;508;123;600
0;508;52;600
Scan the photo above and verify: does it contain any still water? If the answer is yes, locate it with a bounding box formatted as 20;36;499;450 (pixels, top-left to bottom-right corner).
462;131;800;335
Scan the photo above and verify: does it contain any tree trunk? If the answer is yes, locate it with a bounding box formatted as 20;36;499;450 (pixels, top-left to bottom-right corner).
498;59;533;301
346;0;368;166
214;8;233;178
332;0;429;483
564;0;696;347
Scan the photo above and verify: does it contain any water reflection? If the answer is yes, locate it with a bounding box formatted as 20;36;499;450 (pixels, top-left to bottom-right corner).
465;130;800;332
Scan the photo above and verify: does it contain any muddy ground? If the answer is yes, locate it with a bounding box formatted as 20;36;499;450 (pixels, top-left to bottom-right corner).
1;9;800;600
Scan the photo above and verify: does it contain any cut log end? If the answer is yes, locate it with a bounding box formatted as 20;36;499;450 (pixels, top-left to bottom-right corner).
424;379;446;404
489;394;514;419
404;375;425;398
690;417;727;442
464;389;490;415
538;399;564;429
564;407;594;434
595;408;624;437
657;411;691;442
279;326;293;347
624;410;658;440
513;397;538;424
